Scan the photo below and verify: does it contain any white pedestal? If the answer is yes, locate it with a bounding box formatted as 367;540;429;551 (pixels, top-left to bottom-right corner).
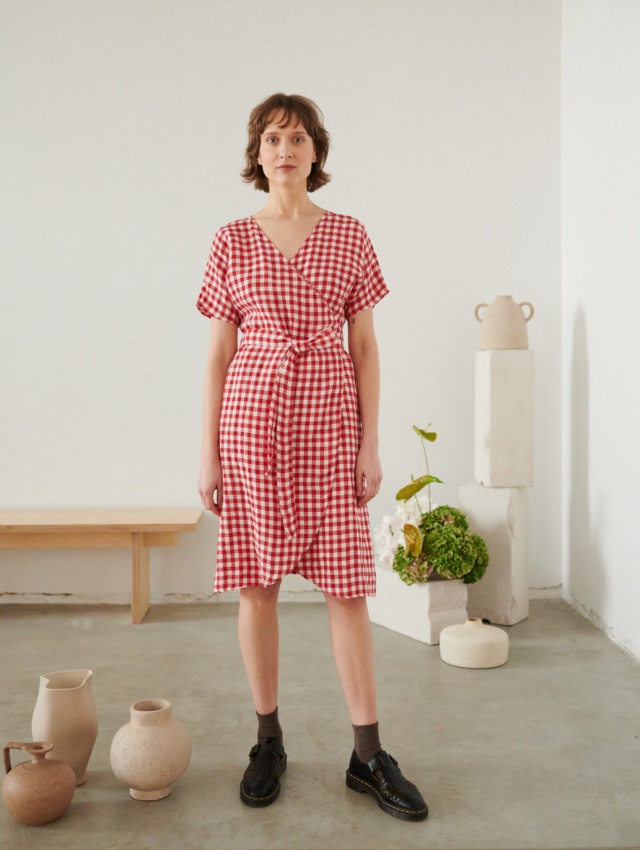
475;350;534;487
367;568;468;645
459;483;529;625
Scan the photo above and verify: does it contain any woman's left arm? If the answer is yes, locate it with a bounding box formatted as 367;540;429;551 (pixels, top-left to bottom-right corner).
348;308;383;506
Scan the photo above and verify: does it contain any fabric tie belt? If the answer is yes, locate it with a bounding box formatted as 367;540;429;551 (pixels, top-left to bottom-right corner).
242;326;343;540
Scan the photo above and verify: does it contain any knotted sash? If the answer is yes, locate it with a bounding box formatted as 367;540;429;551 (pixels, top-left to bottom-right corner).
241;325;344;541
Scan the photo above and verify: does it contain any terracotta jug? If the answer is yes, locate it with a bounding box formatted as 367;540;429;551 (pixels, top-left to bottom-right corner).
31;669;98;786
2;742;76;826
474;295;534;349
439;618;509;668
110;699;191;800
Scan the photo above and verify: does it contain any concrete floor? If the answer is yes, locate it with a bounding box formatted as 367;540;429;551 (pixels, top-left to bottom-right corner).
1;599;639;850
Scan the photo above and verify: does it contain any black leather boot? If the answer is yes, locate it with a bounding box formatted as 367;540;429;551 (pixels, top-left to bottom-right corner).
346;749;428;821
240;738;287;807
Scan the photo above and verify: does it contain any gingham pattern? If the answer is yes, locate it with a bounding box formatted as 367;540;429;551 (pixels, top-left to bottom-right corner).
196;211;389;597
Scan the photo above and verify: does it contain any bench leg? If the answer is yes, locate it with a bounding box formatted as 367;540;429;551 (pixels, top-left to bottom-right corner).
131;532;150;624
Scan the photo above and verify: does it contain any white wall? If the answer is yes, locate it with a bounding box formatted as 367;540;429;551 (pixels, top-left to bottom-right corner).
0;1;562;602
562;1;640;656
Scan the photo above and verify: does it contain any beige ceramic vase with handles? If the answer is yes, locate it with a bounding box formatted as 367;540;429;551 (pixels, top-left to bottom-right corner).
2;741;76;826
31;669;98;786
474;295;534;349
110;699;191;800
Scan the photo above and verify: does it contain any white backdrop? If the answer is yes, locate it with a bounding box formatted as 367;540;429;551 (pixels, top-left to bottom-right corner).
0;1;561;603
562;0;640;658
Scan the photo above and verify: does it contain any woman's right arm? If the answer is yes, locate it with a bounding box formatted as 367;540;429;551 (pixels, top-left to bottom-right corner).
197;318;238;515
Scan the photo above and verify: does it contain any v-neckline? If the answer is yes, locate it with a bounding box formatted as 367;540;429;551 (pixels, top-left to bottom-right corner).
250;211;330;263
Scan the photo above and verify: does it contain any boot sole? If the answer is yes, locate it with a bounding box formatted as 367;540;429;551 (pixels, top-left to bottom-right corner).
346;771;429;822
240;779;282;808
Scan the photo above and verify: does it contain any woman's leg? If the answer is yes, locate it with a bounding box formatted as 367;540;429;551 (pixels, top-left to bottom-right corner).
323;593;377;725
238;581;281;715
238;582;287;809
326;592;429;821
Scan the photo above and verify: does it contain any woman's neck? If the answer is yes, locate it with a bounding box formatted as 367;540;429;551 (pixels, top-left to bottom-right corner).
256;186;322;221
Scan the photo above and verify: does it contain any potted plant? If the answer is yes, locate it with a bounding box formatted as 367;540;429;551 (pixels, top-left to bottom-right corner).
391;426;488;586
369;425;489;644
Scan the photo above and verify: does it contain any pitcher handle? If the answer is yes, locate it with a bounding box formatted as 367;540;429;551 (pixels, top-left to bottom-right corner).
519;301;534;322
474;303;488;323
3;741;53;774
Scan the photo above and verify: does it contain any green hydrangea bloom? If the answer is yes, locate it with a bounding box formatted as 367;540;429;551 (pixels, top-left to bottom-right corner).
463;534;489;584
392;545;429;585
392;505;489;586
422;525;476;579
420;506;469;535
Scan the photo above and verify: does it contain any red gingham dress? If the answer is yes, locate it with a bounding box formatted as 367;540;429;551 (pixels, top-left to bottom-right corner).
196;211;388;597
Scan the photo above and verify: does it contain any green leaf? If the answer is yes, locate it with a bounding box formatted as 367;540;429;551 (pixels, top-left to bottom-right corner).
413;425;437;442
402;523;423;557
396;474;444;501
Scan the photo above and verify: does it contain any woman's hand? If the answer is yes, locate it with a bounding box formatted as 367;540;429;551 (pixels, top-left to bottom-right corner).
198;454;224;517
354;442;382;507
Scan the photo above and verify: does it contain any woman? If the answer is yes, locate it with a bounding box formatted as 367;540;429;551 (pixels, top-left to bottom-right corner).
196;93;427;822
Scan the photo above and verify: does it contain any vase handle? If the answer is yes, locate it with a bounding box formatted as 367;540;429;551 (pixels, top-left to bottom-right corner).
3;742;53;774
474;303;488;323
519;301;534;322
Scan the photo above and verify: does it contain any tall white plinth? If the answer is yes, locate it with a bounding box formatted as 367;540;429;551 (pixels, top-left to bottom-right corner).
367;568;468;645
459;483;529;625
475;350;534;487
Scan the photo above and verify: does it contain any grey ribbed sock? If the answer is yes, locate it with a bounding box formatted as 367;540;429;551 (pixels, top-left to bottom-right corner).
353;721;381;764
257;706;283;745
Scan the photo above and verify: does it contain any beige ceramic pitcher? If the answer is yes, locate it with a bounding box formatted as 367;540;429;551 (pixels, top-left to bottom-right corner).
31;669;98;786
474;295;534;349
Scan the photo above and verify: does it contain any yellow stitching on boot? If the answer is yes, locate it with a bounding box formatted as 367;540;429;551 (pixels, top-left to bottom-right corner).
241;781;281;802
346;771;428;815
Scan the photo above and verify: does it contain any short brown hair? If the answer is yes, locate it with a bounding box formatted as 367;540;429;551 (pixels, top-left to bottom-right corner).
241;93;331;193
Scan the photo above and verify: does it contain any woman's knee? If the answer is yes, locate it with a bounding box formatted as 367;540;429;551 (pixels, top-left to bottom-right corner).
240;581;281;609
324;592;368;613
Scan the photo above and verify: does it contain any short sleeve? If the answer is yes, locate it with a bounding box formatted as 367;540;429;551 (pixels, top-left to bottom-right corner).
196;229;240;326
344;227;389;320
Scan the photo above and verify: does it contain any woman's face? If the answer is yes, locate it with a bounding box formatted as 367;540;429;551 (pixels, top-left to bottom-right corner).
257;111;317;190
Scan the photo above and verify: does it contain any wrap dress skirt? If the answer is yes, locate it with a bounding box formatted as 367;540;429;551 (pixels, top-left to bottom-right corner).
196;211;388;597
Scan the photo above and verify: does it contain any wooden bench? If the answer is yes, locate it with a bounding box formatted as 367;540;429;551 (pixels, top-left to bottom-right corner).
0;508;203;624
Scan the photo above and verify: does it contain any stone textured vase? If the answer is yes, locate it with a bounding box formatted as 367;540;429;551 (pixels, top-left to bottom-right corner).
439;617;509;668
2;742;76;826
475;295;534;350
31;669;98;786
110;699;191;800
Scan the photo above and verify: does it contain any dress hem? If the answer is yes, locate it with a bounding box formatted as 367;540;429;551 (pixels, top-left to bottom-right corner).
213;577;377;599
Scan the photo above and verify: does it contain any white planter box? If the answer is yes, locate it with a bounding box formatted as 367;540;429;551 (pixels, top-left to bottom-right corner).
367;568;468;645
